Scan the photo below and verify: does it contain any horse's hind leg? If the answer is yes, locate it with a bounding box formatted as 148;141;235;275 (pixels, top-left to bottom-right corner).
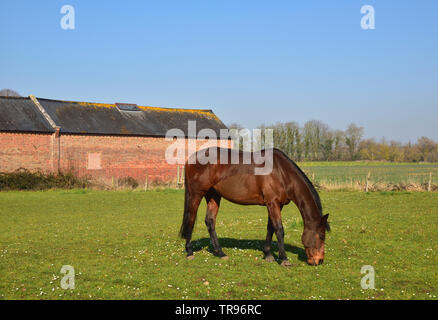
263;216;275;262
205;189;227;259
185;193;202;259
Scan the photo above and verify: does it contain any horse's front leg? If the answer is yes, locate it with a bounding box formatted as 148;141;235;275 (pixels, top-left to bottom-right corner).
267;202;291;267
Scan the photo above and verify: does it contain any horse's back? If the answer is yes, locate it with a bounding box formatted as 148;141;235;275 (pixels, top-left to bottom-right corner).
185;147;291;205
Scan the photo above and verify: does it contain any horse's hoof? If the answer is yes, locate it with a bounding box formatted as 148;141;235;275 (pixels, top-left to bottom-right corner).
281;260;292;267
186;255;195;260
220;255;229;260
264;255;275;262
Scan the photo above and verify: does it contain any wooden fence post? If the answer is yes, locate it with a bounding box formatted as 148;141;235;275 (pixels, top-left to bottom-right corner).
176;166;185;189
366;171;371;192
428;172;432;192
182;166;185;185
145;174;149;191
177;165;180;187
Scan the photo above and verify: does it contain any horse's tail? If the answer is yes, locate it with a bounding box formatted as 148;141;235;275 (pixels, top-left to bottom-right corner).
179;167;193;239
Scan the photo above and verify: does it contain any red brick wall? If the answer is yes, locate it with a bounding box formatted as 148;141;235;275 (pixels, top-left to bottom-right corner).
0;132;54;173
59;134;227;185
0;132;231;185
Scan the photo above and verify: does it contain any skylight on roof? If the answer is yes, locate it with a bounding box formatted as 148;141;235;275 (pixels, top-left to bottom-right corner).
115;103;140;111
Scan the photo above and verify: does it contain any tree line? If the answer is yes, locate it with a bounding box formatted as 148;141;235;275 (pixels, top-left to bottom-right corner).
228;120;438;162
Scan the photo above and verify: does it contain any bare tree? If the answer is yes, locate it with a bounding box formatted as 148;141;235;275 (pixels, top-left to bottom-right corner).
333;130;346;160
303;120;330;160
0;89;22;97
284;121;300;160
321;131;334;161
345;123;364;160
417;136;437;162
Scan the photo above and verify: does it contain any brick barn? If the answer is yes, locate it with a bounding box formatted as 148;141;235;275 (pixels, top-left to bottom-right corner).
0;95;229;186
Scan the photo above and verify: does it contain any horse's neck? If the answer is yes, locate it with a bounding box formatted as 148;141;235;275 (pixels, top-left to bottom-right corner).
284;170;321;228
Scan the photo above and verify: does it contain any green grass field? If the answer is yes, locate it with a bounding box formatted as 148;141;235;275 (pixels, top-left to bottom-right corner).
0;189;437;300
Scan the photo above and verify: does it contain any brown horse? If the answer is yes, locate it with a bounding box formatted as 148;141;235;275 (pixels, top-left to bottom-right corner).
179;147;330;266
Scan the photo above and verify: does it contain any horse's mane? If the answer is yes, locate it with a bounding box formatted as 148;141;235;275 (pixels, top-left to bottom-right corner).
273;148;324;217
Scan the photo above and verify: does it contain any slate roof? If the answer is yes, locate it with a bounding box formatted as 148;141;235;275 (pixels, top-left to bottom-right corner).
0;97;54;133
0;96;228;137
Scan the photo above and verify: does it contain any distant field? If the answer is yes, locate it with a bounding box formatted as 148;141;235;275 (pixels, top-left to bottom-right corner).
297;162;438;187
0;189;437;300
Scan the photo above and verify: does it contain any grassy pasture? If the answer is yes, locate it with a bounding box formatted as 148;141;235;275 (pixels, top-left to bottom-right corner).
0;189;437;300
298;162;438;188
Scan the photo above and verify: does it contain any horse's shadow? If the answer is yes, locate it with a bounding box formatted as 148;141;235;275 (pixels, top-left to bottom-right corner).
191;237;307;263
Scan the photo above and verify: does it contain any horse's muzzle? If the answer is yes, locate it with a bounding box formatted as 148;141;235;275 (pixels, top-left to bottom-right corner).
307;258;324;265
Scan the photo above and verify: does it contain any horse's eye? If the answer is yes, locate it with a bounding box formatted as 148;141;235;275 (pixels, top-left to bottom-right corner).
319;234;325;241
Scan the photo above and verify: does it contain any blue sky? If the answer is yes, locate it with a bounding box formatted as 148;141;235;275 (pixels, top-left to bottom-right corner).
1;0;437;142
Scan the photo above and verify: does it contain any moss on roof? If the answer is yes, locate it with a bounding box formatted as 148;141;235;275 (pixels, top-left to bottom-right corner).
36;97;227;137
52;99;221;121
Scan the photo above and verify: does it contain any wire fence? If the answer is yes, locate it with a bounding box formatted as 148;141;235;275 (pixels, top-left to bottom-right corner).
301;164;438;191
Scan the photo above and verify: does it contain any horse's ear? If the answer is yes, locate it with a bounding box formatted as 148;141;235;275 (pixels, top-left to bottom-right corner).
321;214;330;232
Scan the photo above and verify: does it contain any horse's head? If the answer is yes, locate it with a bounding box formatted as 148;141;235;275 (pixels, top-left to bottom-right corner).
302;214;330;265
